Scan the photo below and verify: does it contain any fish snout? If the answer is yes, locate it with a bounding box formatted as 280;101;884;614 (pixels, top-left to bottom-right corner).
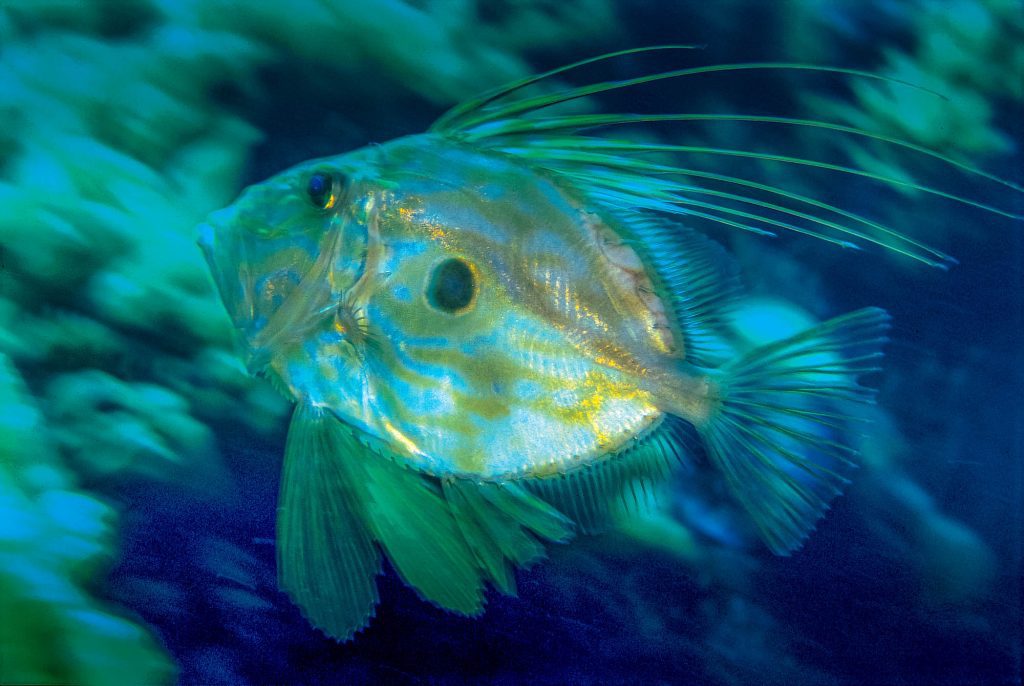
195;221;215;252
195;215;258;350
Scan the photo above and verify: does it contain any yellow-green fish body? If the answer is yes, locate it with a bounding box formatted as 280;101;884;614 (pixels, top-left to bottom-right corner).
208;134;731;482
197;49;1013;640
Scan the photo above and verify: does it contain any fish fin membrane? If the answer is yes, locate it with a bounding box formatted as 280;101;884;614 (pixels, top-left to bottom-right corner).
617;214;743;367
698;307;890;554
345;427;493;616
523;416;698;534
441;479;574;595
281;406;574;635
278;404;382;641
356;435;573;608
430;49;1024;266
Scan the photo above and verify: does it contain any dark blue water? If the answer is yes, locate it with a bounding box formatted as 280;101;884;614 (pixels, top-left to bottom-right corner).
4;1;1021;684
135;34;1021;686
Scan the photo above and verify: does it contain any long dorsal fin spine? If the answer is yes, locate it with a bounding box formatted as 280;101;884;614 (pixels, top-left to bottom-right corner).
432;45;705;133
459;111;1024;198
435;49;1023;265
444;63;946;134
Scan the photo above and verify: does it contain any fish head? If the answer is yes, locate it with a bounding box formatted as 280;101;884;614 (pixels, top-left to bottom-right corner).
197;154;373;377
199;134;665;477
290;135;664;476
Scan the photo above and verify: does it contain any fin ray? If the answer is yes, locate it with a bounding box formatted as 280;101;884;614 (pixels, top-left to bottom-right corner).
278;406;382;641
696;308;890;554
441;481;520;594
280;407;578;632
446;63;944;133
523;416;695;534
440;480;573;594
348;437;486;615
611;214;742;367
436;50;1024;265
460;111;1024;197
432;45;704;133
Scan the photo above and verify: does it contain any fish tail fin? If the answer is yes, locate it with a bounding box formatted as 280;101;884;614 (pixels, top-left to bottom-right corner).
694;307;890;554
277;406;572;640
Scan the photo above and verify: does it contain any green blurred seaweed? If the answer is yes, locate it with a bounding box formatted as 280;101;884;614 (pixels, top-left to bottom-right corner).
0;0;1013;681
0;355;174;684
813;0;1022;213
0;0;617;679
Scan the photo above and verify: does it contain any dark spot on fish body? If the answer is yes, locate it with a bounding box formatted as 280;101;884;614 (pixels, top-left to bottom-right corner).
428;258;477;313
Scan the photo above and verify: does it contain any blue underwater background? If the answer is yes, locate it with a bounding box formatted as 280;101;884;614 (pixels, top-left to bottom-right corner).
0;1;1021;684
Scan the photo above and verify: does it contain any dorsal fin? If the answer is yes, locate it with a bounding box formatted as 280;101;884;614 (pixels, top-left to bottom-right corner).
523;415;698;534
431;50;1024;266
614;212;743;368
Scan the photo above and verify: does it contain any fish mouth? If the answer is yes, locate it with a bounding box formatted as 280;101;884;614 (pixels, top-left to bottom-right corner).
198;205;366;377
197;212;330;372
197;218;260;371
197;216;254;328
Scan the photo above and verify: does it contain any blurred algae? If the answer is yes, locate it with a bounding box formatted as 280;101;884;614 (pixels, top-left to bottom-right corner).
0;0;619;679
0;6;274;682
852;0;1022;154
0;0;1015;682
0;355;174;684
812;0;1022;217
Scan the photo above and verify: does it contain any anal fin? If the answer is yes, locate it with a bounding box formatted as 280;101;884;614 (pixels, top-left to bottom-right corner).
524;416;697;534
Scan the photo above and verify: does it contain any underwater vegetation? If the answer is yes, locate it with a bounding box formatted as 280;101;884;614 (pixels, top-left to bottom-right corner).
0;0;1020;684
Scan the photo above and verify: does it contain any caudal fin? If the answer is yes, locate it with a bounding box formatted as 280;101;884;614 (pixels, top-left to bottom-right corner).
698;307;890;554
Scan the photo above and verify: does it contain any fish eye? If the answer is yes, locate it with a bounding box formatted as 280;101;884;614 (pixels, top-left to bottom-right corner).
307;171;341;210
427;258;476;313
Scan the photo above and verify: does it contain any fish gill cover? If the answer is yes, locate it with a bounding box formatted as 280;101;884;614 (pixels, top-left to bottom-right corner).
0;1;1020;685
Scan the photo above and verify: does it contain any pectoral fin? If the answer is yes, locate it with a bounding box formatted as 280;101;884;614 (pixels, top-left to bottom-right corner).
277;405;381;641
278;405;575;639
